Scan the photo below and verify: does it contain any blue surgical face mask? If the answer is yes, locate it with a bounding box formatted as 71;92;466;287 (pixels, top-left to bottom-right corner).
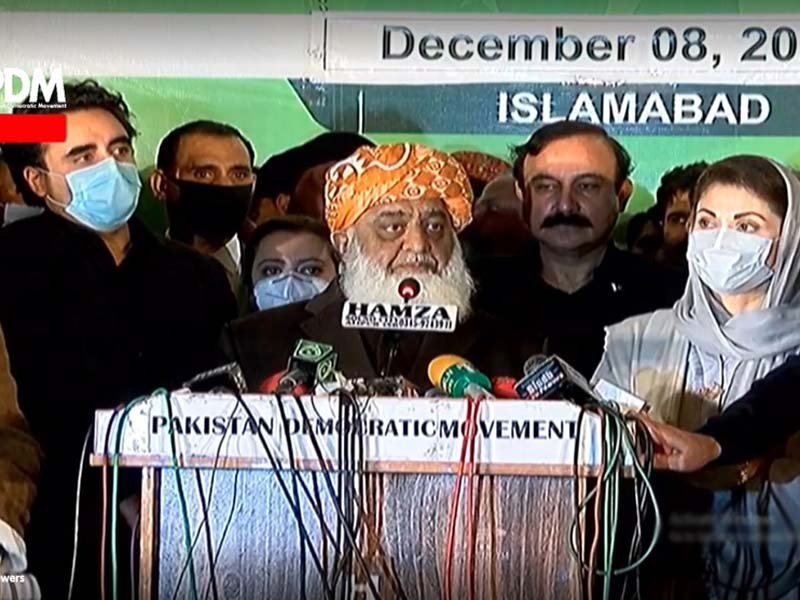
688;227;775;294
45;157;141;232
253;272;329;311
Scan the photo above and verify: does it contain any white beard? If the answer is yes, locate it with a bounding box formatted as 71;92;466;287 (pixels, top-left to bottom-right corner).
339;234;475;323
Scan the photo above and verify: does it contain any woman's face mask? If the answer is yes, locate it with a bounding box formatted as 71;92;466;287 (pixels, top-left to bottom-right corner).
688;228;775;294
253;272;329;311
688;183;784;295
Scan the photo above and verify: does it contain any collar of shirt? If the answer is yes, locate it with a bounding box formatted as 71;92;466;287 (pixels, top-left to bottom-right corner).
213;234;242;279
165;229;241;278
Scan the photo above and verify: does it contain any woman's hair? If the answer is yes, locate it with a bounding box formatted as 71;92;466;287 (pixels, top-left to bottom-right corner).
242;216;334;289
239;216;335;314
693;155;788;221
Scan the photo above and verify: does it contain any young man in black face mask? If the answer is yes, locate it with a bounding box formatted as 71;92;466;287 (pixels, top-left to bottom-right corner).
150;120;256;293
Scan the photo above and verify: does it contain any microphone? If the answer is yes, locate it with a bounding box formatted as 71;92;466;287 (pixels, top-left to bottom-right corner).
491;376;519;399
523;353;549;376
428;354;494;400
514;355;599;406
273;339;338;394
260;370;312;396
347;375;421;397
397;277;421;302
182;362;247;394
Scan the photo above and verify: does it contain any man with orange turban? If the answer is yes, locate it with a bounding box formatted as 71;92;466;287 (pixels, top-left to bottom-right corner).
225;142;526;390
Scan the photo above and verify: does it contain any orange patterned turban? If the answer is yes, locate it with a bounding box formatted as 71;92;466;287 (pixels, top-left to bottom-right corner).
324;143;473;233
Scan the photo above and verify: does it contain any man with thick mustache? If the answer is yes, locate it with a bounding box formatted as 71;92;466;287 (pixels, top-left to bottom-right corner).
474;121;684;377
225;143;524;390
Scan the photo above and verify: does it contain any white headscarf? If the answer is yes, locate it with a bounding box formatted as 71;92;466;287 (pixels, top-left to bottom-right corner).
672;158;800;401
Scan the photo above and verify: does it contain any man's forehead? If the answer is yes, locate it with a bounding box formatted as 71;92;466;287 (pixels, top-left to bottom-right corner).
174;133;250;167
367;197;449;218
668;190;692;212
46;108;128;158
522;135;617;181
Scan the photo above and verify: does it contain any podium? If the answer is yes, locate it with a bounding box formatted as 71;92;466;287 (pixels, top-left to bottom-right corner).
92;391;609;599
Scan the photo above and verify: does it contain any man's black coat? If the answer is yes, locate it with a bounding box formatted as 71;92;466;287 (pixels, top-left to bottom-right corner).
225;282;528;391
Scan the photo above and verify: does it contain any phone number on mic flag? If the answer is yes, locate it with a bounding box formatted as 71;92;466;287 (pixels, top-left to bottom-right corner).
341;301;457;332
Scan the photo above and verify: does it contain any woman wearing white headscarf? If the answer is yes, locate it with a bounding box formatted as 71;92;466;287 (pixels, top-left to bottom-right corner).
594;155;800;599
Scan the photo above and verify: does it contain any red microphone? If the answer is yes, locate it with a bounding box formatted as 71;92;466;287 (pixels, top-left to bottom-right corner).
491;376;520;399
259;370;311;395
397;277;421;303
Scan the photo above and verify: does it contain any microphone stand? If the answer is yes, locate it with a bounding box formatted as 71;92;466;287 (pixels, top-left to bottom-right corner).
381;277;421;377
381;333;401;377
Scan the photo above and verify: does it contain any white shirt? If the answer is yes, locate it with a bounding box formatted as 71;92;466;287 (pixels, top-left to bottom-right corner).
165;230;241;294
212;235;242;294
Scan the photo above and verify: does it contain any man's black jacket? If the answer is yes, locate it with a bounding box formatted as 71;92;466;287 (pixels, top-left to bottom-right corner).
224;282;528;391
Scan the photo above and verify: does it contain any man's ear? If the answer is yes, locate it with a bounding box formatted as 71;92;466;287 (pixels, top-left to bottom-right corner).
148;169;171;203
22;166;48;202
617;179;633;212
514;180;524;202
331;230;349;257
275;192;290;214
515;179;533;228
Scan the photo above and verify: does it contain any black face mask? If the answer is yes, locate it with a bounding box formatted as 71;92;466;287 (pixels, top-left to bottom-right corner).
168;179;253;243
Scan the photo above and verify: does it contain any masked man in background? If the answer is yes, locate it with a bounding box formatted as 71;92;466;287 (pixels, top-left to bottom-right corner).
150;120;256;294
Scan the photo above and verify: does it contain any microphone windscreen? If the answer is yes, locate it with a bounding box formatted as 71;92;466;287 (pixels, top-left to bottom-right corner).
491;376;519;399
259;371;286;394
398;277;421;301
523;353;549;375
427;354;464;389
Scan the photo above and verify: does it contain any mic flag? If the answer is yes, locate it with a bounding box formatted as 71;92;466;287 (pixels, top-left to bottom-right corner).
514;355;599;406
341;301;457;333
287;339;339;387
428;354;493;398
398;277;421;302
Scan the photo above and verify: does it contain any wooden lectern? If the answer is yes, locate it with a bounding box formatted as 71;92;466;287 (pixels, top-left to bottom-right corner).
92;391;609;599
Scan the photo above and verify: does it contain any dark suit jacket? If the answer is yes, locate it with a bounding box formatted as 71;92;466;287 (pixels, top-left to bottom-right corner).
0;213;236;596
700;355;800;465
224;283;527;391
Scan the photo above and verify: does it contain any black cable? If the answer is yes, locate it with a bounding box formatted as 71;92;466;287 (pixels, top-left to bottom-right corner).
230;389;335;599
290;392;382;600
275;394;308;600
203;468;240;600
194;470;220;600
334;390;346;595
233;392;359;596
172;399;239;600
164;392;200;600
